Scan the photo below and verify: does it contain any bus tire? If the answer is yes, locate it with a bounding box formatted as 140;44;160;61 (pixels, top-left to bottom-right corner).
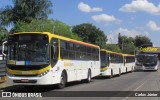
84;69;91;83
131;67;133;72
126;68;128;73
118;69;121;76
57;72;67;89
109;69;113;79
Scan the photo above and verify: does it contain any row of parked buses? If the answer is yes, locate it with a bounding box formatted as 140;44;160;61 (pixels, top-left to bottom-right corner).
2;32;135;89
100;49;135;78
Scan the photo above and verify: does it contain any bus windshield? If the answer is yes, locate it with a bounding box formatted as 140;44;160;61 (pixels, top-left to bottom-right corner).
143;56;157;65
8;34;50;65
136;55;144;63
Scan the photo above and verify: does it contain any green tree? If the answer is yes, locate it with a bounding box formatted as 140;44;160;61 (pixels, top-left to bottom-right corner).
118;34;151;54
118;34;134;50
134;35;151;48
123;42;135;54
118;33;136;54
0;0;53;26
0;26;8;42
105;44;121;53
72;23;107;48
12;18;81;40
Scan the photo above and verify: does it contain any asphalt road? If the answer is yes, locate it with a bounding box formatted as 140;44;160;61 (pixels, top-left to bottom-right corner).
1;66;160;100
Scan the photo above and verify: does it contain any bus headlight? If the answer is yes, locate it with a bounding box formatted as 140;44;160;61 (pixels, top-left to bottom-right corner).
136;62;142;66
37;70;49;77
6;72;15;77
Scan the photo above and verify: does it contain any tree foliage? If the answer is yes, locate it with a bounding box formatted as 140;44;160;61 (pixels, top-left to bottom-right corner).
118;33;135;54
122;43;135;54
0;0;53;26
72;23;107;48
134;35;151;48
118;33;151;54
12;18;81;40
105;44;121;53
0;0;152;55
118;33;134;50
0;25;8;42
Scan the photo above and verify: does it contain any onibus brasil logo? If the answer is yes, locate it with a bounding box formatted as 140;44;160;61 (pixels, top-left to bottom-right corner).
2;92;42;97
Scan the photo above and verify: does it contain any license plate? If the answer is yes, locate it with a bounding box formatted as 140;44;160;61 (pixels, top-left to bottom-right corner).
21;79;29;82
21;71;32;74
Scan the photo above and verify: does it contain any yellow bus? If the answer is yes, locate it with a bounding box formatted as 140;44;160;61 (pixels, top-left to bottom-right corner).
100;49;135;78
142;54;158;71
123;54;135;73
100;49;124;78
2;32;100;88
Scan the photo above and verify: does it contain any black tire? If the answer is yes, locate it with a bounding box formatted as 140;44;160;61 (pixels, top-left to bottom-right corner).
84;69;91;83
154;69;157;72
109;69;113;79
118;69;121;76
126;68;128;73
131;67;133;72
57;72;67;89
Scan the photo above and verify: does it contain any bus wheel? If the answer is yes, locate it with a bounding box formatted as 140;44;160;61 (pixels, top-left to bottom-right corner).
57;72;67;89
84;69;91;83
109;69;113;79
126;68;128;73
131;67;133;72
118;69;121;76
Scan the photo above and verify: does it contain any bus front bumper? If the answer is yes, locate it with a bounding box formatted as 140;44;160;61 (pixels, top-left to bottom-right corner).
6;71;61;85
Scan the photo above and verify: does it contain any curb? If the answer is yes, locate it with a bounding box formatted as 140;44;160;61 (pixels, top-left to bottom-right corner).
0;83;11;90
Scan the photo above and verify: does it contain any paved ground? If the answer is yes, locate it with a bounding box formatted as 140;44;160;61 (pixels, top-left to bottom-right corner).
0;66;160;100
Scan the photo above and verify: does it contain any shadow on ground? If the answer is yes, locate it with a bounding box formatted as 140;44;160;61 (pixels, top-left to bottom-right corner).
0;80;94;92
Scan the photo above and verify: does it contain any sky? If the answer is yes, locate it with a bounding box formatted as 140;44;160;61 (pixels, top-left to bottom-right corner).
1;0;160;47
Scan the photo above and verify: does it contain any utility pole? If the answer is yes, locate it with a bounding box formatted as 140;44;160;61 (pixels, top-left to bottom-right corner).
122;38;124;53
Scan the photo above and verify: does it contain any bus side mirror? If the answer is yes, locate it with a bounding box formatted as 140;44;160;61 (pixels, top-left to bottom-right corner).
2;41;7;57
51;45;55;59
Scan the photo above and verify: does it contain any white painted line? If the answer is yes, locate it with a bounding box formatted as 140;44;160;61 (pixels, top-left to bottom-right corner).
123;95;130;100
134;81;146;91
122;81;146;100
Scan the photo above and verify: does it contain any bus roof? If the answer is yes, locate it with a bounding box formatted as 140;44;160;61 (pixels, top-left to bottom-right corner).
136;54;146;56
13;32;100;48
144;54;158;57
136;53;157;56
100;49;134;57
100;49;123;55
100;49;112;53
123;54;135;57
